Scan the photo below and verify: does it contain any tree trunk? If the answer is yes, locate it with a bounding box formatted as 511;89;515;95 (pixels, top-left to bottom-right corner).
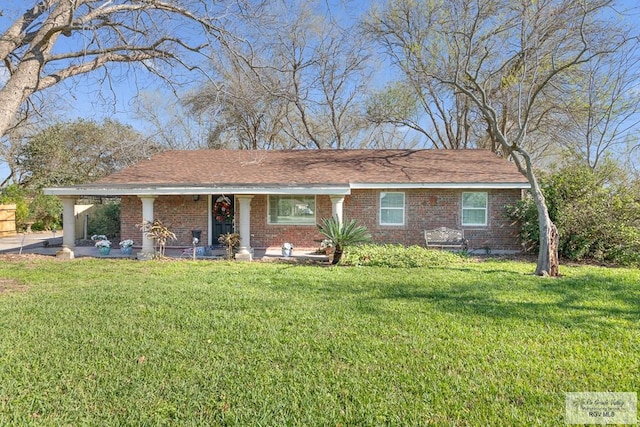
0;71;36;140
331;245;343;265
527;169;560;276
536;218;559;277
0;2;68;139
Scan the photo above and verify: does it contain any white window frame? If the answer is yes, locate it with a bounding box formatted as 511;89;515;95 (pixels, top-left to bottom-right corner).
462;192;488;226
267;195;316;225
379;191;405;226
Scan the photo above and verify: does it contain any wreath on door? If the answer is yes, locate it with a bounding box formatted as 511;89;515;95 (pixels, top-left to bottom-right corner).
213;195;234;222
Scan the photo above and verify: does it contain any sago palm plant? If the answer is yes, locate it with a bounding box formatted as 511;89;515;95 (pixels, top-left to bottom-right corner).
317;216;372;264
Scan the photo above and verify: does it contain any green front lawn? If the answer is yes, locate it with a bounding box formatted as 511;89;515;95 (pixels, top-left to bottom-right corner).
0;256;638;425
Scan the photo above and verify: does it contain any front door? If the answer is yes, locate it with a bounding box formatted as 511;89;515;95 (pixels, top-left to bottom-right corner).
212;195;235;245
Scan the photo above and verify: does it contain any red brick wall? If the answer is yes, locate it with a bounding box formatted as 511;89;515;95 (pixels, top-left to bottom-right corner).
248;195;331;249
121;189;522;251
120;195;209;247
343;189;522;252
120;196;139;244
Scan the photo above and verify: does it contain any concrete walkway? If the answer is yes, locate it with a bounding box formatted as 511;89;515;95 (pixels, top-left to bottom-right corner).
0;230;328;262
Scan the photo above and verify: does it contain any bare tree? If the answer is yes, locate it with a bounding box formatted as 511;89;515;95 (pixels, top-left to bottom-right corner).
313;23;372;149
558;44;640;169
366;0;638;276
0;0;234;141
363;1;480;151
186;0;374;150
184;51;290;150
0;90;67;187
367;80;479;149
276;7;372;149
133;91;217;150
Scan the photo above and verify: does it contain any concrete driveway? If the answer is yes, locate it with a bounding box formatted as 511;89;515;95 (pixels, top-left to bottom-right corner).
0;231;139;258
0;231;64;255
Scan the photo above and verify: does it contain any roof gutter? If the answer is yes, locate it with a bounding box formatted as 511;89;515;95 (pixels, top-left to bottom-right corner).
350;182;531;190
44;185;352;197
44;181;530;197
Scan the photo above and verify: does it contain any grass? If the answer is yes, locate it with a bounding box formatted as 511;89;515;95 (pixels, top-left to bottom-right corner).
0;256;638;425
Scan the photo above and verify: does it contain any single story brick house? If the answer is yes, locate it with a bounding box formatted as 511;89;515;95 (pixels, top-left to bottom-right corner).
45;149;530;259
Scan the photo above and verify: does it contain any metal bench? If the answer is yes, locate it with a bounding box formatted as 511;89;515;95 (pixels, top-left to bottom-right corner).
424;227;468;250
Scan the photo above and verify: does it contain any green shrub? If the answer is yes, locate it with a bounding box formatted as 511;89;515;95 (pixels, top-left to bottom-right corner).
28;192;62;231
507;161;640;266
88;202;121;239
604;225;640;266
341;244;467;268
0;186;63;231
505;198;539;253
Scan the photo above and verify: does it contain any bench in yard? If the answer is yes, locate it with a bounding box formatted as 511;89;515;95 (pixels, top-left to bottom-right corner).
424;227;468;250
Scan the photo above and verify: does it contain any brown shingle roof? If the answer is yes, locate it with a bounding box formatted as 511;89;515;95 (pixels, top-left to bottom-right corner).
96;149;528;186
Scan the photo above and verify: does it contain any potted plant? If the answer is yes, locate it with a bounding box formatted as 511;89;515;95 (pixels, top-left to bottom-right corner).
320;239;334;255
317;216;371;265
92;235;112;255
282;242;294;257
119;239;134;256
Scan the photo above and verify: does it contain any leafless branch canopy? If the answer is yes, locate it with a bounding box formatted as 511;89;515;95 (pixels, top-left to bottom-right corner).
365;0;638;165
183;1;376;150
0;0;235;139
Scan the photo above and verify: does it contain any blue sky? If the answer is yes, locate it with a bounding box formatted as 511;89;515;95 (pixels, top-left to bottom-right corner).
0;0;395;183
1;0;639;182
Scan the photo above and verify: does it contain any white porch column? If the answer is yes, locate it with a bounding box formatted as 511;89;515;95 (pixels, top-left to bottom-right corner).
56;196;76;259
330;195;345;224
138;195;156;260
235;195;254;261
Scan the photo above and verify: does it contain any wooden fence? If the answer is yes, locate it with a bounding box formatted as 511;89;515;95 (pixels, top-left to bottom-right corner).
0;204;17;237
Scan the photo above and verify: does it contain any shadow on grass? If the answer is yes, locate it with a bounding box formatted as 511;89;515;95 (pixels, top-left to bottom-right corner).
376;269;640;330
204;261;640;334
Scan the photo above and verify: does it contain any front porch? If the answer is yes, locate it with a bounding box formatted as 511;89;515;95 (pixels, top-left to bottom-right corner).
55;192;347;261
0;230;329;262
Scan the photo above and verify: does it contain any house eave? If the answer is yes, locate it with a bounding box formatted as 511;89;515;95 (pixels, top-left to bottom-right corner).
44;181;530;197
349;182;531;190
43;185;353;197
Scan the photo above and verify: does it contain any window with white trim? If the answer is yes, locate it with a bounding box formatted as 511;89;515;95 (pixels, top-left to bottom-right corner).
462;192;488;226
380;192;405;225
268;195;316;225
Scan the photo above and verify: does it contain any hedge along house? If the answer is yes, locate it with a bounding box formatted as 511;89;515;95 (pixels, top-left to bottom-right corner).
45;149;530;260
